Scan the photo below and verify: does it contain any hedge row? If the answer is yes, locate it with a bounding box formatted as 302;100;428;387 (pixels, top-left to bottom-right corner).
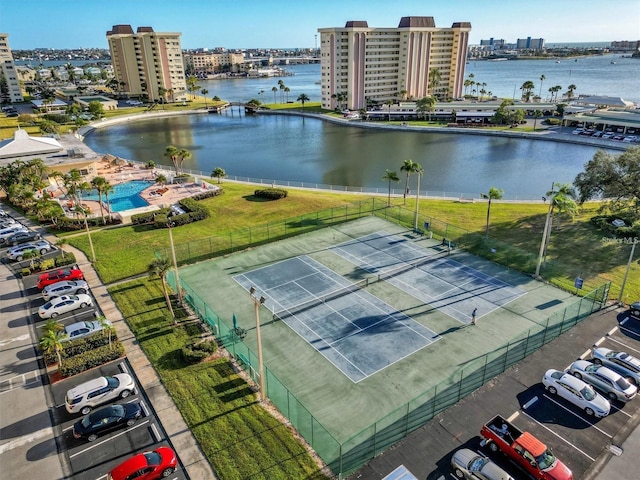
59;343;125;377
56;216;122;231
21;251;76;277
131;207;170;225
254;188;288;200
181;338;218;364
43;331;113;365
191;189;223;200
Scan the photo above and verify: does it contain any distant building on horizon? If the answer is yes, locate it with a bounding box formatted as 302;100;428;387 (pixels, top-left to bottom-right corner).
183;51;246;75
318;16;471;110
516;37;545;50
106;25;187;102
0;33;25;104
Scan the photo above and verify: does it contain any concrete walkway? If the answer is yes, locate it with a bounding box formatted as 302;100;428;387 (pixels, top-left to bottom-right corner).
7;209;217;480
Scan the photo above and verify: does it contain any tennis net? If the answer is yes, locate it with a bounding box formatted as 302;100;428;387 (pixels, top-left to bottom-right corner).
273;277;370;322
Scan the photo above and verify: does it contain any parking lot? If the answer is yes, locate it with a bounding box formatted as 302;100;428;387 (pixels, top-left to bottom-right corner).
0;210;187;480
352;307;640;480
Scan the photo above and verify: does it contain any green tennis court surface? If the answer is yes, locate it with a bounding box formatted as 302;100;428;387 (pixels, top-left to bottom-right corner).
234;255;440;382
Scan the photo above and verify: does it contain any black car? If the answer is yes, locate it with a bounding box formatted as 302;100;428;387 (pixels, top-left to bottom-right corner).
72;402;142;441
631;301;640;319
2;230;41;246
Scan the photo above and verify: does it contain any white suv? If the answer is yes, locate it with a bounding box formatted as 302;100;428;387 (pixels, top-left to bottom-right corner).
65;374;136;414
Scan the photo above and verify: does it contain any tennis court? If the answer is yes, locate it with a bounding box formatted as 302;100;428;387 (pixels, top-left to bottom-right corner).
331;232;526;324
233;255;440;382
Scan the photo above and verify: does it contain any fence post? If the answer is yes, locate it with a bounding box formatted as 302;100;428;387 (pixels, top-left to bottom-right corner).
481;354;488;383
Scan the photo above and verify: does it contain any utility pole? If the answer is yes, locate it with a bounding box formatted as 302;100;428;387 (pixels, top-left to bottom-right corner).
249;287;266;403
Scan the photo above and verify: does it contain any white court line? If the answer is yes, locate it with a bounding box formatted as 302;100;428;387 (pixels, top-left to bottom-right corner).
603;336;640;354
69;420;149;458
542;394;612;438
520;411;595;461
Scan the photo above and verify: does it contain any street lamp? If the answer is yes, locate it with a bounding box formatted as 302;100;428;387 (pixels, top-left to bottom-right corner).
167;221;183;304
535;192;554;278
413;164;424;231
619;239;638;305
249;287;266;402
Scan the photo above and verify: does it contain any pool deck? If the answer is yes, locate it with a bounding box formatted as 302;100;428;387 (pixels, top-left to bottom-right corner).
57;161;213;223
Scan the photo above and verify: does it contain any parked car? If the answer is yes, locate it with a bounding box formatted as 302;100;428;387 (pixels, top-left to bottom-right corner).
0;225;28;241
6;241;52;261
542;369;610;417
1;230;41;246
108;446;178;480
36;268;84;289
451;448;515;480
630;301;640;319
62;318;109;341
42;280;90;301
38;294;93;319
568;360;637;402
73;402;142;442
602;132;615;139
65;374;136;414
592;348;640;386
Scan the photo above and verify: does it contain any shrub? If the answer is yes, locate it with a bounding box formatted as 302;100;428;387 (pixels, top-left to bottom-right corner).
191;189;223;200
21;268;31;277
181;339;218;364
145;160;156;169
39;258;56;271
43;331;115;365
59;343;125;377
56;216;122;231
591;215;640;238
132;208;170;225
54;251;76;267
254;188;288;200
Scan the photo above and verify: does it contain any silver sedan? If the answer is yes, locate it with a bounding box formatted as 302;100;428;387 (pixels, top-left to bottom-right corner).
592;347;640;386
451;448;514;480
569;360;637;402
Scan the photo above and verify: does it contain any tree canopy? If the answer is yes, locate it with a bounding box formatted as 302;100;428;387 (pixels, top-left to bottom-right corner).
573;146;640;214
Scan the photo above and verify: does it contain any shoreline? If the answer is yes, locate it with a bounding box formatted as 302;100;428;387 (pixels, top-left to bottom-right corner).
79;106;628;153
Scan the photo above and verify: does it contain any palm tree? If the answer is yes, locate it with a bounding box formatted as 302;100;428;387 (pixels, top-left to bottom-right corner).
520;81;535;102
148;256;175;320
177;148;192;174
39;320;66;366
97;316;115;350
400;159;416;205
210;167;227;184
278;80;285;103
539;75;546;100
297;93;310;109
382;169;400;206
155;174;167;186
90;176;109;224
566;84;577;100
165;145;180;175
535;182;577;276
158;86;167;110
533;110;543;131
428;67;441;98
412;163;424;230
284;86;290;103
481;187;504;237
271;86;278;104
201;88;209;108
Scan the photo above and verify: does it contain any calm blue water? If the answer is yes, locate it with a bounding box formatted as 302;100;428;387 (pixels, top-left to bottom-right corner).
83;55;638;198
83;180;152;212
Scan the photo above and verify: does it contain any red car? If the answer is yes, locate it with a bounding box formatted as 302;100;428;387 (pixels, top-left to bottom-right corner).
36;268;84;290
108;446;177;480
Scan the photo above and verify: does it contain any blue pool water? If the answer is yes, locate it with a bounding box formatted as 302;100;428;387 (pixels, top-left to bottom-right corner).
83;180;153;212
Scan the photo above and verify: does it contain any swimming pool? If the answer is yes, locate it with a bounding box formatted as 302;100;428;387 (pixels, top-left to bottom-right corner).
83;180;153;212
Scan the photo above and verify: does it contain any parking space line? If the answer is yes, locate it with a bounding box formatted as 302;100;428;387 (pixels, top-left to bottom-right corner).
520;411;595;461
607;326;619;336
542;394;613;438
580;350;591;360
610;404;634;418
68;420;149;459
507;411;520;422
604;336;640;354
594;337;606;347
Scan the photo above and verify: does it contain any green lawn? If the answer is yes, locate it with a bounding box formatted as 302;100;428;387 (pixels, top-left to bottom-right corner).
64;184;640;299
110;279;328;480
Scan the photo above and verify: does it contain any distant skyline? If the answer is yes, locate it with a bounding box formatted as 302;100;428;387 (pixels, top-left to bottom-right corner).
1;0;639;50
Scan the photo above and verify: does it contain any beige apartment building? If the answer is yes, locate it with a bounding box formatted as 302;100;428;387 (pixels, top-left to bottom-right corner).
318;16;471;110
106;25;187;102
0;33;24;103
183;52;246;75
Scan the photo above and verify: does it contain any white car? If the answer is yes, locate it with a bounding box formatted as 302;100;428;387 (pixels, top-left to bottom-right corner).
569;360;637;402
38;294;93;319
6;241;52;261
542;369;610;417
63;319;110;342
0;225;27;240
451;448;515;480
42;280;90;301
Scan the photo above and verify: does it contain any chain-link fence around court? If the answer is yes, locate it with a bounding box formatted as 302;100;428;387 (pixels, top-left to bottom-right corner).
169;274;609;477
164;206;611;477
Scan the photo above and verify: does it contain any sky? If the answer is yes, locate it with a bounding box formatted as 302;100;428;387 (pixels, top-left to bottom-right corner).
1;0;639;50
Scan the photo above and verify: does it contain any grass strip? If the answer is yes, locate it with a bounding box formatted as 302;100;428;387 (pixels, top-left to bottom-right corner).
110;278;329;480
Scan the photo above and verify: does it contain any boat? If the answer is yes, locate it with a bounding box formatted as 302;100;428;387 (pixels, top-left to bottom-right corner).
555;61;560;63
611;61;616;64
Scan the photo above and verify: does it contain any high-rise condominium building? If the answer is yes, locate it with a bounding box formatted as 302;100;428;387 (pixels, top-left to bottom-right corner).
0;33;24;104
318;16;471;110
106;25;187;102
